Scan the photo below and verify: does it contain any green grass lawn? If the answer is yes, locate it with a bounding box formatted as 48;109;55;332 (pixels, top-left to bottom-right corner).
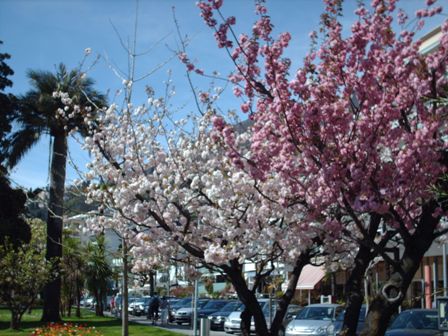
0;308;183;336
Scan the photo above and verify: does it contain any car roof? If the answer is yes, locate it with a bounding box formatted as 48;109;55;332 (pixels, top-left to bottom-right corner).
304;304;341;308
399;309;437;313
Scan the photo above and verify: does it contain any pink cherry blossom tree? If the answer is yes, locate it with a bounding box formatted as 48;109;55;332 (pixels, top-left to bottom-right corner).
195;0;448;334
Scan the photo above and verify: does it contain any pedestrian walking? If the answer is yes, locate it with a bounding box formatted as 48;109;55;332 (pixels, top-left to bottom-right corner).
110;295;115;313
147;296;160;325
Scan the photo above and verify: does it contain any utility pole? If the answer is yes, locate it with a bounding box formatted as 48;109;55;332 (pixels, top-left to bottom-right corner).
122;239;129;336
193;279;199;336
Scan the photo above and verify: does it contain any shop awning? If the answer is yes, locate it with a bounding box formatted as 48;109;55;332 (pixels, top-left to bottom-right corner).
296;265;326;290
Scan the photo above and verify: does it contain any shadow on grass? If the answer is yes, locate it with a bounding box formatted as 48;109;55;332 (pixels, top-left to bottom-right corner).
0;308;126;331
0;309;184;335
0;320;42;331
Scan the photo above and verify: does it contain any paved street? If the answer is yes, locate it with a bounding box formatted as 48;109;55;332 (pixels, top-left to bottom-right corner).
107;312;228;336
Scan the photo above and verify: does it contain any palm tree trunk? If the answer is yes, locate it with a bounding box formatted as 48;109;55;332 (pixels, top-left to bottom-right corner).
41;133;67;322
76;279;82;318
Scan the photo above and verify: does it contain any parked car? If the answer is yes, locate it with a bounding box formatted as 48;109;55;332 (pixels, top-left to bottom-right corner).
326;305;367;336
209;301;242;330
174;299;210;325
224;302;246;334
127;297;140;315
82;297;94;308
169;297;192;322
132;296;152;316
224;299;275;334
197;300;232;320
385;309;441;336
285;303;343;336
253;303;302;335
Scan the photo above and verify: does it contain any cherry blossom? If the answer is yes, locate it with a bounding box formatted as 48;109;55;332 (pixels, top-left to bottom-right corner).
197;0;448;334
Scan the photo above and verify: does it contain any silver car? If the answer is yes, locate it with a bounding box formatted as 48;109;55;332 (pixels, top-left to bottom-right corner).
223;299;275;334
174;299;209;325
285;303;343;336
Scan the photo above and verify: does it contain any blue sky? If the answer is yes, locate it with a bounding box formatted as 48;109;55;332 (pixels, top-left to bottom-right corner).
0;0;445;189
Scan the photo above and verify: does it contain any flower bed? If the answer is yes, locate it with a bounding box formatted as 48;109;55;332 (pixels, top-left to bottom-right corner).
31;322;102;336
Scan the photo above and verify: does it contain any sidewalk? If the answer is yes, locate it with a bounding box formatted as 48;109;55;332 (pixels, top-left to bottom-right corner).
105;311;226;336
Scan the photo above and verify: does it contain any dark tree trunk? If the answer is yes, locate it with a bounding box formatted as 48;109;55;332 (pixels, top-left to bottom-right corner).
76;281;82;318
149;270;155;297
270;253;310;336
219;251;311;336
341;215;380;336
42;133;67;322
361;202;440;336
223;261;269;336
10;311;21;330
340;243;374;336
68;297;73;317
94;289;103;317
240;308;252;336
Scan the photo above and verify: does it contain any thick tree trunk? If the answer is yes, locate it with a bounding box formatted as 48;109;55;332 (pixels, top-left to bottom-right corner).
10;311;21;330
270;252;310;336
361;251;421;336
240;308;252;336
42;133;67;322
76;281;82;318
219;251;311;336
361;202;440;336
94;289;103;316
340;243;374;336
223;261;269;336
341;215;380;336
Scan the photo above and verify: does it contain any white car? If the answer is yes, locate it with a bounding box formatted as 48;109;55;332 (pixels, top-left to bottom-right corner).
285;303;343;336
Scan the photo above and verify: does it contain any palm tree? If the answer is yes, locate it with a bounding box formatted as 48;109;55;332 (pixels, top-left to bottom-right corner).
6;63;106;322
85;234;112;317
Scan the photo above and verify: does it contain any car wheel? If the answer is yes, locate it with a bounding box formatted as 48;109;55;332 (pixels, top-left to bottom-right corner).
177;322;182;325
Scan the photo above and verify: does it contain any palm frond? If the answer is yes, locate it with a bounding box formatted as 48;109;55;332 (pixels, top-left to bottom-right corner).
6;126;43;168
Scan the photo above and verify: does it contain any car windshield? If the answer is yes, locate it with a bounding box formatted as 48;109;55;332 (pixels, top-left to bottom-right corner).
389;310;438;330
203;301;228;309
296;307;335;321
262;303;278;315
220;302;241;312
174;298;192;308
336;307;366;322
236;304;246;312
198;300;209;308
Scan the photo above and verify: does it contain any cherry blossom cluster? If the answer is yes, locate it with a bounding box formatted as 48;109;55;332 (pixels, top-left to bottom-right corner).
82;78;357;276
199;0;448;239
52;91;94;134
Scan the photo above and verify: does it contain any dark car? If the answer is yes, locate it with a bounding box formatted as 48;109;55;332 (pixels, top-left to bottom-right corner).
197;300;232;319
326;305;366;335
385;309;442;336
208;301;242;330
